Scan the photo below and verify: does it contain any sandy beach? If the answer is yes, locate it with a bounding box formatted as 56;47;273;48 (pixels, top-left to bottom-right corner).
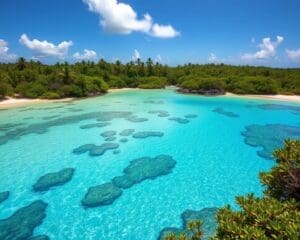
225;93;300;102
1;90;300;110
0;97;73;109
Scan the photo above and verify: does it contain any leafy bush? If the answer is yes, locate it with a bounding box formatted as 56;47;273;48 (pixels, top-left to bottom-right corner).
260;139;300;201
165;139;300;240
41;91;60;99
138;77;167;89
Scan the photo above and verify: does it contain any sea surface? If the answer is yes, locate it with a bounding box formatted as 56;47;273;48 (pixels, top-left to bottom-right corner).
0;89;300;239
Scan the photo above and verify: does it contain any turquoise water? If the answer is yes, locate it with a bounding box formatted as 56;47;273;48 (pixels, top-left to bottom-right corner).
0;89;300;239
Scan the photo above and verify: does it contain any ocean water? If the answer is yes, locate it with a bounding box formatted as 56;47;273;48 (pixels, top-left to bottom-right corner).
0;89;300;239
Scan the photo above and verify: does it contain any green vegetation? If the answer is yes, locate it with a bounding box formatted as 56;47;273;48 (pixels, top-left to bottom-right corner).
0;58;299;99
165;139;300;240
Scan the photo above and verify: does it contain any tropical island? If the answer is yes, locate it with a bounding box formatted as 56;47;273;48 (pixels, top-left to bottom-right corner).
0;58;300;102
1;0;300;239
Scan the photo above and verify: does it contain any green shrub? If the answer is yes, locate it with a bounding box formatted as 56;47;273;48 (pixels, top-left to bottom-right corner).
41;91;60;99
138;76;167;89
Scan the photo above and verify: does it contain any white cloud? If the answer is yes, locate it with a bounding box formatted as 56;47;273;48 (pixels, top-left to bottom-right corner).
0;39;17;62
286;49;300;61
132;49;140;61
83;0;179;38
208;53;217;62
242;36;284;60
73;49;97;61
155;54;162;63
19;34;73;58
150;24;179;38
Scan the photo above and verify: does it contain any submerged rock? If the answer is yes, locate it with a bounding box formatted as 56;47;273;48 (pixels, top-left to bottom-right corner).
89;143;119;156
80;122;110;129
73;144;95;154
157;207;218;240
212;108;239;118
119;129;135;136
242;124;300;159
33;168;75;192
81;182;123;208
100;131;117;138
0;191;9;204
0;200;47;240
112;155;176;189
168;117;189;124
132;131;164;139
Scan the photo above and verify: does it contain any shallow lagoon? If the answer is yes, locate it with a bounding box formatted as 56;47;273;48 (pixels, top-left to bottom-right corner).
0;89;300;239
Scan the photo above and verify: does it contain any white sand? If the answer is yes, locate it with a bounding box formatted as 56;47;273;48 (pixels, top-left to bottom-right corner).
0;97;73;109
225;93;300;102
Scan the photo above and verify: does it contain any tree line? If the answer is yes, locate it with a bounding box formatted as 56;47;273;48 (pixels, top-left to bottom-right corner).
0;57;299;99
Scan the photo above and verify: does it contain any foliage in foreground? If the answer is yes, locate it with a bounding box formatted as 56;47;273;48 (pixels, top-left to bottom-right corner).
165;139;300;240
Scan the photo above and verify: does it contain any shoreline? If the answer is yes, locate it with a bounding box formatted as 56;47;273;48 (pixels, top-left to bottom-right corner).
0;97;74;109
225;92;300;102
1;89;300;110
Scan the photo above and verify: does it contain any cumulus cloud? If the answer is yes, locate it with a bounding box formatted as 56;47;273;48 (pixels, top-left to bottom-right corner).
0;39;17;62
83;0;179;38
132;49;140;61
208;53;217;62
150;24;179;38
242;36;284;60
73;49;97;61
19;34;73;58
286;49;300;61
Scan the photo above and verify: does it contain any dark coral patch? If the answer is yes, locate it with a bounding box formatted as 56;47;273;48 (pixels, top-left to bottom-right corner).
80;122;110;129
119;138;128;143
157;207;218;240
42;115;60;120
73;144;95;154
212;108;239;118
0;191;9;204
89;143;119;156
105;137;117;142
81;182;123;208
242;124;300;159
125;116;148;122
148;110;170;117
0;111;132;145
33;168;75;192
168;117;189;124
157;227;183;240
144;100;164;104
0;123;24;132
100;131;117;138
112;155;176;189
0;200;47;240
113;150;120;154
132;131;164;139
28;235;50;240
184;114;198;118
257;104;300;115
119;129;134;136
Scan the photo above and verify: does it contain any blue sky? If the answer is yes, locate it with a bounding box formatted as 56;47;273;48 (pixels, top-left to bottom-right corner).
0;0;300;66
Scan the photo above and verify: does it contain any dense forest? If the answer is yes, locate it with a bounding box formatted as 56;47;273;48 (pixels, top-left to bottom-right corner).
0;57;300;99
